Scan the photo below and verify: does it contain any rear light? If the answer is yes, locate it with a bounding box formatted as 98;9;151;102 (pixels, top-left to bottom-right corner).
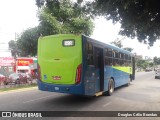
75;64;82;84
38;63;41;81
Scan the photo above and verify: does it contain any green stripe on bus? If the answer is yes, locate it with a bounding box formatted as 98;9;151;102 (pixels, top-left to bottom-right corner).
112;66;132;74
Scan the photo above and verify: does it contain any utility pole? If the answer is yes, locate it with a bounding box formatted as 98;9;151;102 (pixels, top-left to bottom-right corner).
14;32;18;73
15;32;17;41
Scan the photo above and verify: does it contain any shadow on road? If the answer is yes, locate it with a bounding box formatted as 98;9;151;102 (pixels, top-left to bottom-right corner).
47;94;99;105
37;84;134;110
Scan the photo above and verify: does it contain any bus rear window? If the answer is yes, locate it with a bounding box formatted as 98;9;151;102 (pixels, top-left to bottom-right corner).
62;39;75;47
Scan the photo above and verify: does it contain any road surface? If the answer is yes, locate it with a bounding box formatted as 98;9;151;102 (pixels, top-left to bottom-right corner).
0;71;160;120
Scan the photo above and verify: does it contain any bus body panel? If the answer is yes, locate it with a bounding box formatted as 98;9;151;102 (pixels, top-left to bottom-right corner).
103;66;130;90
112;66;131;86
38;34;82;85
37;80;84;95
83;66;101;95
37;34;135;96
82;36;102;96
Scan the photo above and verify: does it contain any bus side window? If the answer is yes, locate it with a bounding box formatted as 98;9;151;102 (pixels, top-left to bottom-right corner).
86;42;94;65
125;54;128;60
105;48;112;66
105;48;108;56
94;49;99;68
87;54;94;65
113;50;119;58
128;55;131;60
129;60;131;67
113;58;119;66
120;53;124;59
124;60;128;66
105;57;112;66
115;51;119;58
119;59;124;66
107;48;112;57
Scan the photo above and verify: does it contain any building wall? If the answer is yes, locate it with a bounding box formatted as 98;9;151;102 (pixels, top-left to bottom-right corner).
0;42;12;57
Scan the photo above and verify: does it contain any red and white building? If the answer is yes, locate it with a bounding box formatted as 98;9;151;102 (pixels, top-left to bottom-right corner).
0;57;15;73
16;58;34;73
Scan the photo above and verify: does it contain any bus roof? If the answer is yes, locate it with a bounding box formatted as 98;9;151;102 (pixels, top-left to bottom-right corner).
39;34;134;56
83;35;135;56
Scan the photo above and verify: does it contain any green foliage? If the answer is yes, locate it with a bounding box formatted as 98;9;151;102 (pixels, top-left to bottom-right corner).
17;27;40;56
93;0;160;46
38;9;61;35
136;59;149;69
136;58;154;69
123;47;133;52
8;40;16;50
69;17;94;35
36;0;160;46
149;62;154;67
110;40;123;48
16;0;94;56
8;40;17;57
110;39;133;52
37;0;94;36
153;56;160;65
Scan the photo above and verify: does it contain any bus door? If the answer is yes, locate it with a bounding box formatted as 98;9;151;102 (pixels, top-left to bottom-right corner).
94;47;104;92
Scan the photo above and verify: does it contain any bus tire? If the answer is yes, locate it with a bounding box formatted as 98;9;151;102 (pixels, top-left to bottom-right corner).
107;79;114;96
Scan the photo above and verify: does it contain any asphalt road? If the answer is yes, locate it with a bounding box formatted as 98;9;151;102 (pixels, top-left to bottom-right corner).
0;71;160;120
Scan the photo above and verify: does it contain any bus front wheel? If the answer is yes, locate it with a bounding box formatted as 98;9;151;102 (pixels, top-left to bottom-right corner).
107;79;114;96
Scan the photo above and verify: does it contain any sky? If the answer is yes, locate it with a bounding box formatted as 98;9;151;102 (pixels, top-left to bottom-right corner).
0;0;39;42
0;0;160;58
91;17;160;59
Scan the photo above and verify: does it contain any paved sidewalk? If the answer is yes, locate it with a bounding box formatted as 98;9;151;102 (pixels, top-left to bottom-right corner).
0;79;37;89
0;86;38;94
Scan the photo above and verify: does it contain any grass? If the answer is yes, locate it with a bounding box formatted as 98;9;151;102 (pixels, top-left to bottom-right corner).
0;83;37;92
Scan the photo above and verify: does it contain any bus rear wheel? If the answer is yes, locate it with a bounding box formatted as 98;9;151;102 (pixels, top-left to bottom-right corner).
107;79;114;96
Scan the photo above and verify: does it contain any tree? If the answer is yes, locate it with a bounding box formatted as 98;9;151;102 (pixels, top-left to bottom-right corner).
37;0;94;36
37;0;160;46
149;62;154;67
123;47;133;52
93;0;160;46
8;40;17;57
110;38;133;52
153;56;160;65
17;27;40;56
17;0;94;56
110;40;123;48
8;40;16;49
136;59;149;69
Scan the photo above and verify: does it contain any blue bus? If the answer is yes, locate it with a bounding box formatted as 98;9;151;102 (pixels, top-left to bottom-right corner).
37;34;135;96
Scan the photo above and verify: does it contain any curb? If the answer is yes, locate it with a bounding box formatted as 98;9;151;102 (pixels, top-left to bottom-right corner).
0;86;38;94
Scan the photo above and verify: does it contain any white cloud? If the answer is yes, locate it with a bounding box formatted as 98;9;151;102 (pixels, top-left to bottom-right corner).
0;0;39;43
91;17;121;43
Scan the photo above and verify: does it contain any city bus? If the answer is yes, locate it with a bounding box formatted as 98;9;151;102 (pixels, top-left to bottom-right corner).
37;34;135;96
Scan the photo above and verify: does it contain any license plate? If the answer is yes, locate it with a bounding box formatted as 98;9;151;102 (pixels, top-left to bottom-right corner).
52;76;61;80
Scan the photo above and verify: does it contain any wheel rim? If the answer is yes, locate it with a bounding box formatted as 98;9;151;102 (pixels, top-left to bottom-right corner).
109;80;114;93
